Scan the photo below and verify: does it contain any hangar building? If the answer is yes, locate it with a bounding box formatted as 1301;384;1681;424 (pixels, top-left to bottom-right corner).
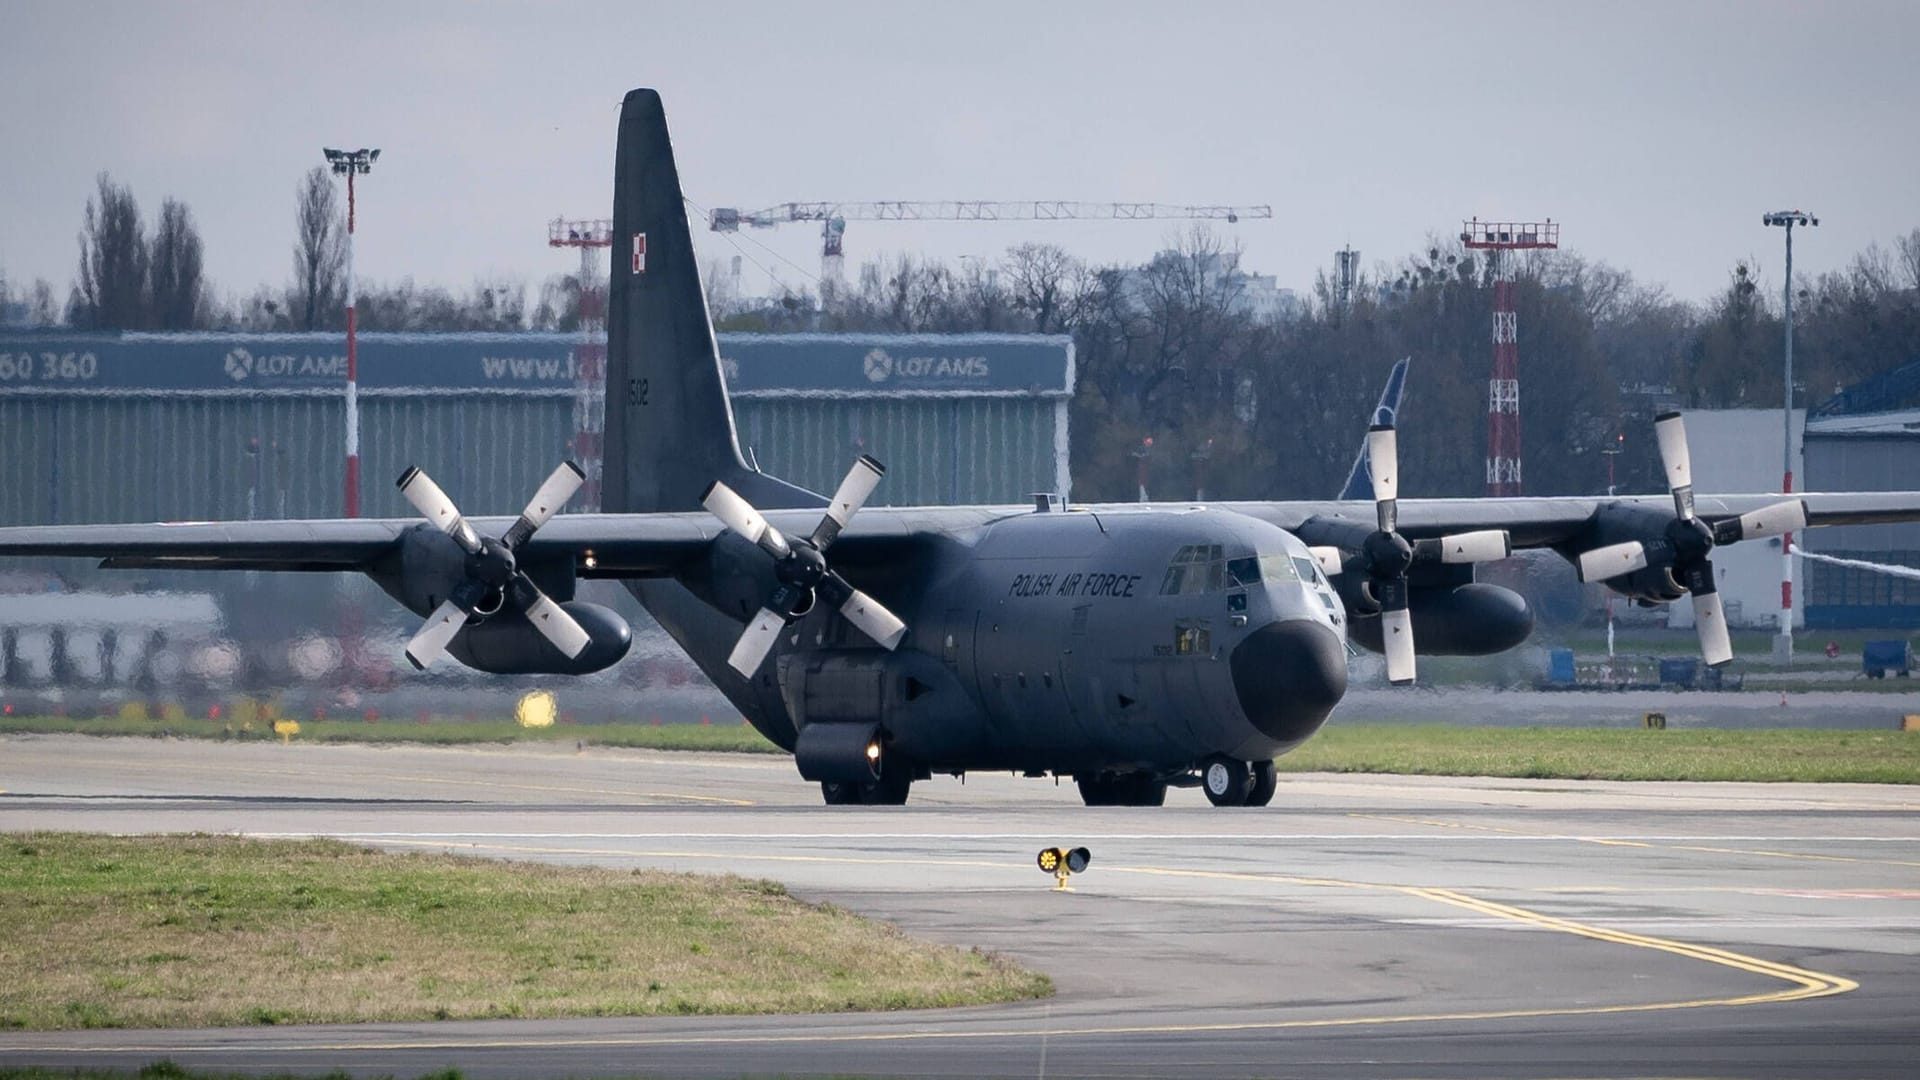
0;331;1073;526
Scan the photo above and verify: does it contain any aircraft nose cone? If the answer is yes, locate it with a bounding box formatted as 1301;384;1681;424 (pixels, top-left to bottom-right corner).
1230;619;1348;745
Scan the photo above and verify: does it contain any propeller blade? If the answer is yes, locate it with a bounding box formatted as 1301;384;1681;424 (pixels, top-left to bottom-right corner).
727;607;787;676
811;455;885;551
1653;411;1696;521
501;461;585;550
515;577;592;659
702;481;791;560
1432;529;1510;564
1307;546;1346;578
836;586;908;650
1367;425;1398;533
1380;606;1416;686
404;598;470;670
1717;499;1807;544
1690;588;1734;667
1578;540;1651;583
397;466;481;554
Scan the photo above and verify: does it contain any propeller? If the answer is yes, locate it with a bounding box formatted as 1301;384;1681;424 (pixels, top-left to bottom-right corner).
1576;411;1807;667
704;455;908;677
396;461;591;670
1352;424;1513;686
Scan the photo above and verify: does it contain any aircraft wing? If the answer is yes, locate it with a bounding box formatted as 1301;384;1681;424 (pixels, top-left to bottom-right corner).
1226;492;1920;550
0;513;721;576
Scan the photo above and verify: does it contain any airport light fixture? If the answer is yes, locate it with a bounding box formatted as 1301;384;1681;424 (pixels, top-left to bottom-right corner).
324;147;380;517
1762;209;1816;659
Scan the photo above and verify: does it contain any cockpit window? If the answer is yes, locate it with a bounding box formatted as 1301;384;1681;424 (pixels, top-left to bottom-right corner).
1160;544;1225;595
1292;555;1321;583
1226;555;1301;588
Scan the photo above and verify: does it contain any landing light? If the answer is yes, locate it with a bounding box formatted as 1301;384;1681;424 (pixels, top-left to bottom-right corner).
865;741;881;762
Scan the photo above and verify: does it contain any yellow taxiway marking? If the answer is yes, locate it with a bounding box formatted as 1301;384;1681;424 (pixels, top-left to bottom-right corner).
33;833;1818;1056
1352;813;1920;869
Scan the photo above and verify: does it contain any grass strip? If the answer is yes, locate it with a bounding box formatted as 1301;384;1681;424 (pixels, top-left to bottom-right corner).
1279;724;1920;783
0;834;1050;1031
0;716;780;753
0;1066;463;1080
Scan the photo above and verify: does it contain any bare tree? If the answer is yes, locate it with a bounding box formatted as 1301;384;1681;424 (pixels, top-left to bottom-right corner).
148;198;205;329
29;279;58;326
76;172;148;329
291;166;345;330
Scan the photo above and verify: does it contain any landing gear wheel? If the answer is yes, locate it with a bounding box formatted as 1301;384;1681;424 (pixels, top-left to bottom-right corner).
1125;774;1168;806
861;763;913;806
1202;756;1253;807
1076;775;1117;807
821;780;861;805
1245;760;1277;807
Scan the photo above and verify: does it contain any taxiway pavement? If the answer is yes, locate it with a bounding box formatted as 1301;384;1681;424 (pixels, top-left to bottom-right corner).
2;734;1917;1078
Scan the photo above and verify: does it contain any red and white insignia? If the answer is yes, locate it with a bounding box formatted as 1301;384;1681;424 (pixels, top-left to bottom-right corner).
632;232;647;274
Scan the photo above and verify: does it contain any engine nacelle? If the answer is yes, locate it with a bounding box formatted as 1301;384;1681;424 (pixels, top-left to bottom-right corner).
447;601;632;675
1571;503;1687;604
1347;582;1533;657
372;524;578;617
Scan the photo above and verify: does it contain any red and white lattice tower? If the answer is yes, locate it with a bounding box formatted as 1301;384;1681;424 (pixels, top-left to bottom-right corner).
1461;219;1559;496
549;218;612;510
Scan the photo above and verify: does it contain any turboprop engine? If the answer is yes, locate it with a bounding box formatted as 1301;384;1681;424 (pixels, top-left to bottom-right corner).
368;461;631;675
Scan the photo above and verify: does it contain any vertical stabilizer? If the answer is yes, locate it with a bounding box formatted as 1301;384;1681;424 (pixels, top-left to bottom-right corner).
603;89;819;514
1337;357;1410;500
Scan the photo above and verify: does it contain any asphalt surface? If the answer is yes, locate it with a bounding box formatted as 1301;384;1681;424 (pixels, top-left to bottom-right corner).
2;735;1918;1079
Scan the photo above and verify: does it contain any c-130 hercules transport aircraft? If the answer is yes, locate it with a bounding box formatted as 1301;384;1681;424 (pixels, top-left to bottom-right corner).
7;89;1920;807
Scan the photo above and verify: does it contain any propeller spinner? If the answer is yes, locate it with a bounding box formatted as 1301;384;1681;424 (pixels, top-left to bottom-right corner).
704;455;908;677
1576;411;1806;666
396;461;592;670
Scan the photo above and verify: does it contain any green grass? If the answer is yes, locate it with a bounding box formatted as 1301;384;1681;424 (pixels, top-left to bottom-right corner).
0;834;1050;1032
1279;724;1920;783
0;715;781;753
0;1067;463;1080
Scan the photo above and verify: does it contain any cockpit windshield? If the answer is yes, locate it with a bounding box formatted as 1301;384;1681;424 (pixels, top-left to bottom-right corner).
1225;554;1301;588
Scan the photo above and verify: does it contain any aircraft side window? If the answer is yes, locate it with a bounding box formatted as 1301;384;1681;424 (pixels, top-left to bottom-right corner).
1291;555;1320;583
1226;557;1260;588
1174;619;1211;656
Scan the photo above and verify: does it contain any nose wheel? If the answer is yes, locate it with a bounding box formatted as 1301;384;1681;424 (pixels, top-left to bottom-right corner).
1202;756;1277;807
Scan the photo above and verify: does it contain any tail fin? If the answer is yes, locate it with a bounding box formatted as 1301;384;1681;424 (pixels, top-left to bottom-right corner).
1336;357;1409;500
602;89;819;514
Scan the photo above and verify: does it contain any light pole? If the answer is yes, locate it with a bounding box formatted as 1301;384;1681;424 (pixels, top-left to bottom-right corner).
324;147;379;517
1762;209;1816;661
1600;431;1624;673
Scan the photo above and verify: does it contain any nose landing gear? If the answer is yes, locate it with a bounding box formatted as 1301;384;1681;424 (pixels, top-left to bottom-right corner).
1202;756;1277;807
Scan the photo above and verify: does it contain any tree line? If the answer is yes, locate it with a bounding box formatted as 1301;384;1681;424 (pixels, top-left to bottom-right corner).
3;176;1916;502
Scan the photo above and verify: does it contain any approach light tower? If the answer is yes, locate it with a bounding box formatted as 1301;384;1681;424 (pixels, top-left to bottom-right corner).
324;147;379;517
1462;219;1559;496
549;218;613;511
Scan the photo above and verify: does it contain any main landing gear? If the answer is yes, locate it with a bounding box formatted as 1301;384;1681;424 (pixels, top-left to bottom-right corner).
1075;771;1168;807
819;746;917;806
1201;756;1277;808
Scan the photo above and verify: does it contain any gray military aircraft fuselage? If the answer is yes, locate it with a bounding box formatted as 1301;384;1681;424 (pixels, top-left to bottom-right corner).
663;503;1351;807
8;87;1920;808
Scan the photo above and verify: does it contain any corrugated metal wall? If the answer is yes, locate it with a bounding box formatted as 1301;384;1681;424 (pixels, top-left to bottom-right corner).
735;397;1057;508
0;394;577;525
1805;432;1920;628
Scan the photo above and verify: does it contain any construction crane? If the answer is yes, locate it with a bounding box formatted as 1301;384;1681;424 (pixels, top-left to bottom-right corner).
708;201;1273;283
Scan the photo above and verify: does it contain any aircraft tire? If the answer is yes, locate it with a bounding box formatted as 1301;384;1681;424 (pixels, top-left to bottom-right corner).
1124;774;1168;806
1202;756;1253;807
1076;776;1117;806
1245;760;1277;807
821;780;861;805
861;761;913;806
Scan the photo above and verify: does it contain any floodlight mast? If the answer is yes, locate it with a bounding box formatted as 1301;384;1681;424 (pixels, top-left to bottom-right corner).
1762;209;1817;660
323;148;379;517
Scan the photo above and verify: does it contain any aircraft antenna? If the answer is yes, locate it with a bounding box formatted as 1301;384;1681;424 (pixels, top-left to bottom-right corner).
549;218;613;511
1461;219;1560;497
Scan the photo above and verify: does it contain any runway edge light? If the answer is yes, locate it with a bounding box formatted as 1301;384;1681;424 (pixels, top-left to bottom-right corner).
1037;846;1091;890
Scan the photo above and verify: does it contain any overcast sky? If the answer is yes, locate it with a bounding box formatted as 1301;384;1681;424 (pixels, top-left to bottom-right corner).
4;0;1916;311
